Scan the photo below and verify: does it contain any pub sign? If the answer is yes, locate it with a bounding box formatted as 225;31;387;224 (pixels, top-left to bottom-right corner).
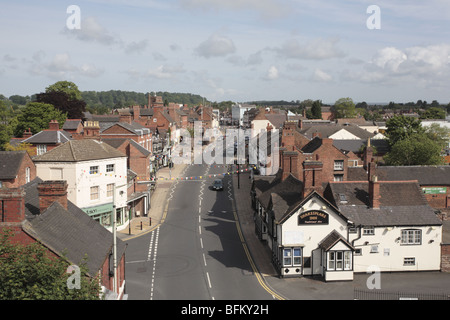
298;210;329;225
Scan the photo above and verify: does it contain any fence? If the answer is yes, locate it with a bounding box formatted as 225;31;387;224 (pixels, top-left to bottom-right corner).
354;289;450;300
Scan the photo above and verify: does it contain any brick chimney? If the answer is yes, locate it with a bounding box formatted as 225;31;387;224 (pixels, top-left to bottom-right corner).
363;138;373;170
368;175;380;209
281;151;299;180
282;121;296;151
0;187;25;223
302;160;323;197
132;105;140;121
83;121;100;140
119;112;132;124
48;119;59;131
23;128;33;139
37;181;68;213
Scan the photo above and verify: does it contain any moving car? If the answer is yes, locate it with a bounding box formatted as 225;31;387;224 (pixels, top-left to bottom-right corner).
212;179;223;191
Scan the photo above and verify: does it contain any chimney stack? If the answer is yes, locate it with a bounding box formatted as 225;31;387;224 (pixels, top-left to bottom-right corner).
23;128;33;139
368;175;380;209
133;105;140;121
119;111;132;124
37;180;68;213
0;187;25;223
363;138;373;169
83;121;100;140
48;119;59;131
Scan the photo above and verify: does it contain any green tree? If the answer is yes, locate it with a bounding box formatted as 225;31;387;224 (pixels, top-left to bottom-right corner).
385;115;424;146
420;107;446;119
14;102;67;137
45;80;82;101
310;100;322;119
384;134;444;166
334;97;356;118
0;229;101;300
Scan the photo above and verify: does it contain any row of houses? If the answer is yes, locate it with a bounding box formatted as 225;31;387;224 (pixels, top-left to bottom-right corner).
0;96;220;299
248;114;450;280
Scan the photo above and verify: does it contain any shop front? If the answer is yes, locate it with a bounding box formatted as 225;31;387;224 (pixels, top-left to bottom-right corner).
82;203;127;231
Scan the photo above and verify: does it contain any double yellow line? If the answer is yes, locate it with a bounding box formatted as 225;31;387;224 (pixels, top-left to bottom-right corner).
232;209;286;301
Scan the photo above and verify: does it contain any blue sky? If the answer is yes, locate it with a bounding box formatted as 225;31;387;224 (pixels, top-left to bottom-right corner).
1;0;450;104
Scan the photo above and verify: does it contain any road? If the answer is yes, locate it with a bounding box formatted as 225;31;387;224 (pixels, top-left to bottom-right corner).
125;163;274;300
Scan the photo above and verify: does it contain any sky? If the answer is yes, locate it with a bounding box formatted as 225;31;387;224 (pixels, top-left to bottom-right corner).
1;0;450;104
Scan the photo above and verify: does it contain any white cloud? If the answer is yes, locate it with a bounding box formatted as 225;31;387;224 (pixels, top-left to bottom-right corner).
125;39;149;54
275;37;345;60
264;66;279;80
312;69;332;82
145;64;186;79
195;33;236;58
65;16;119;46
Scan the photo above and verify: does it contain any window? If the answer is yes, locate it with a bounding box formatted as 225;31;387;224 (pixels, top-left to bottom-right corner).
90;186;99;200
348;159;358;167
25;167;30;183
283;249;292;266
36;144;47;155
283;248;302;266
106;164;115;173
363;226;375;235
401;229;422;245
403;257;416;266
293;248;302;266
89;166;99;174
334;160;344;171
334;174;344;182
327;251;353;271
107;183;114;198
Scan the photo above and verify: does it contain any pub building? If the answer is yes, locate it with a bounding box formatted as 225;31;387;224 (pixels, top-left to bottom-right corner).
252;169;443;281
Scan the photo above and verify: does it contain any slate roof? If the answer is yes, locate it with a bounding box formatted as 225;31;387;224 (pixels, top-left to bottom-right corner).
62;119;82;130
333;139;390;154
326;181;442;227
33;139;126;162
299;123;375;140
0;151;27;179
256;173;304;222
318;230;354;251
347;166;450;186
21;177;126;276
22;130;72;145
102;121;151;136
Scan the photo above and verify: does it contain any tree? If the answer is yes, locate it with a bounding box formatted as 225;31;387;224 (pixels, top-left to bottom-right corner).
310;100;322;119
14;102;67;137
385;115;424;146
0;229;101;300
334;97;356;118
420;107;446;119
384;134;444;166
36;91;86;119
45;81;82;101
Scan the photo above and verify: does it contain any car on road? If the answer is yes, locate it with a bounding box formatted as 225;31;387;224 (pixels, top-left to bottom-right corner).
212;179;223;191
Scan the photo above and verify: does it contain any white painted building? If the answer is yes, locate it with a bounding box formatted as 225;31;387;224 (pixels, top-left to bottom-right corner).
253;171;443;281
33;139;129;231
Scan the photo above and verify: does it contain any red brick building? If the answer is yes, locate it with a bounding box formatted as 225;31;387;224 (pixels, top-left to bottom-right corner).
0;179;127;299
0;151;36;188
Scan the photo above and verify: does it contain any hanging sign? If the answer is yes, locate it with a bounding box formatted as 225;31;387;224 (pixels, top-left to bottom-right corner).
298;210;328;225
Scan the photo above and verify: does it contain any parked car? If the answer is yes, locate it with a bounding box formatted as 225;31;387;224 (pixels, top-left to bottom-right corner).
212;179;223;191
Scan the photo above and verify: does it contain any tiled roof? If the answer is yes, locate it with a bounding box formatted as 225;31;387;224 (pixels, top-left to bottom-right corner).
318;230;354;251
33;139;126;162
0;151;26;179
347;166;450;186
22;130;72;144
22;178;126;276
327;181;442;226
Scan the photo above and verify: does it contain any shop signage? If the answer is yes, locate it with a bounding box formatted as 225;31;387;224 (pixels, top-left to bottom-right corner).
82;203;113;216
298;210;329;225
422;187;447;194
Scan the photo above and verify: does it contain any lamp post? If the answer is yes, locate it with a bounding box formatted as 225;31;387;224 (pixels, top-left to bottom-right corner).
112;183;127;296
